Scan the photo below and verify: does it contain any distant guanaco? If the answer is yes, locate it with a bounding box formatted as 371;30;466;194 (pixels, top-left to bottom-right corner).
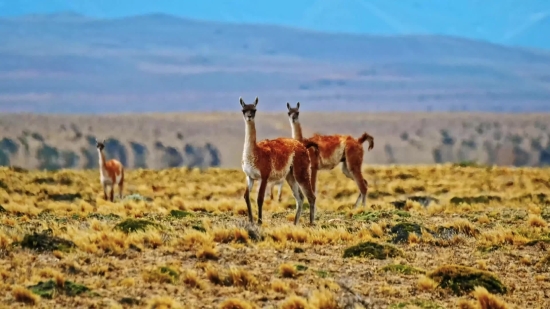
260;179;284;202
240;97;318;225
96;139;124;202
286;102;374;208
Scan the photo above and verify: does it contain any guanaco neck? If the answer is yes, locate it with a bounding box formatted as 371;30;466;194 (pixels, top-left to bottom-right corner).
290;120;304;141
243;120;257;158
97;149;107;172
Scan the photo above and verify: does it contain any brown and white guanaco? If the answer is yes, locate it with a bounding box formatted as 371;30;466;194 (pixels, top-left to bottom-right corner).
240;97;318;225
96;139;124;202
286;102;374;208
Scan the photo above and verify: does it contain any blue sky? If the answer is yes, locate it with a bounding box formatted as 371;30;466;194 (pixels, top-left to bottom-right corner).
0;0;549;49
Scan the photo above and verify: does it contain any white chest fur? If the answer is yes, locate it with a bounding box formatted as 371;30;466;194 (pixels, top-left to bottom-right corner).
242;160;260;179
100;169;121;186
242;156;261;180
242;126;262;180
100;174;112;185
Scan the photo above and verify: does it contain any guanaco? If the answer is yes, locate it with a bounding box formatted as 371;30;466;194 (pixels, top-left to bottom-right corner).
286;102;374;208
259;179;284;202
240;96;318;225
96;139;124;202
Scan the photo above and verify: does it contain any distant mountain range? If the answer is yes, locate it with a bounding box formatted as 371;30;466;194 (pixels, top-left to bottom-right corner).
0;12;549;113
2;0;548;49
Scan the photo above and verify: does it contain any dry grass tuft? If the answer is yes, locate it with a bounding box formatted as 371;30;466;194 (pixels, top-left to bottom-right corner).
527;215;547;228
204;265;256;288
182;270;206;290
271;279;289;293
218;298;255;309
119;277;135;288
417;275;438;291
477;215;491;224
0;269;9;281
369;222;384;237
228;267;257;288
457;299;477;309
476;260;488;271
54;272;65;288
279;263;297;278
142;266;179;284
472;286;510;309
407;232;420;243
146;296;183;309
12;286;40;305
280;295;309;309
196;244;219;260
308;289;339;309
52;250;64;259
206;264;225;286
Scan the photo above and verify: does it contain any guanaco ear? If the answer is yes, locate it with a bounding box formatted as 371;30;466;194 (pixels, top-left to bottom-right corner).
253;97;259;107
286;102;291;110
239;97;245;108
296;102;300;109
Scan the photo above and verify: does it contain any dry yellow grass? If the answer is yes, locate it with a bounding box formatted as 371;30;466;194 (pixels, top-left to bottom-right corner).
0;164;549;308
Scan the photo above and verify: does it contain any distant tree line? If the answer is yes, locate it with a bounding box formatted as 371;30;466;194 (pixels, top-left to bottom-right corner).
0;130;221;171
2;120;549;169
385;121;550;167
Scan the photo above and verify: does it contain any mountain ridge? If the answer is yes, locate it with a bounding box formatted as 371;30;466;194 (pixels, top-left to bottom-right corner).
1;0;548;48
0;12;549;114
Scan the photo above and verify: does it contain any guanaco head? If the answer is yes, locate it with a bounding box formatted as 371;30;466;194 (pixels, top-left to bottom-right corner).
240;96;258;122
95;138;106;151
286;102;300;123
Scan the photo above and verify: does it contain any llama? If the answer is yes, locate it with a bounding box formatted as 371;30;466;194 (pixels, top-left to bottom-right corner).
96;139;124;202
240;96;318;225
286;102;374;208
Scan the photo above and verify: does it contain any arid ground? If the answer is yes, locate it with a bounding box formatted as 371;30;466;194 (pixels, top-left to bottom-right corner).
0;164;549;308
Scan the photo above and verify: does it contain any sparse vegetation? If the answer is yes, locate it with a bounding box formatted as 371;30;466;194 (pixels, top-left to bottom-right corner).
428;265;507;295
19;231;77;252
114;218;160;233
0;164;549;307
343;241;402;259
28;279;91;299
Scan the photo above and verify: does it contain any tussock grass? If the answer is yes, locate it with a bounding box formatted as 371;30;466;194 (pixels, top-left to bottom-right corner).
12;286;40;305
0;165;549;307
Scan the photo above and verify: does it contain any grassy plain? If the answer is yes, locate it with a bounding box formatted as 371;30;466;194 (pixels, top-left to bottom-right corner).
0;164;549;308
